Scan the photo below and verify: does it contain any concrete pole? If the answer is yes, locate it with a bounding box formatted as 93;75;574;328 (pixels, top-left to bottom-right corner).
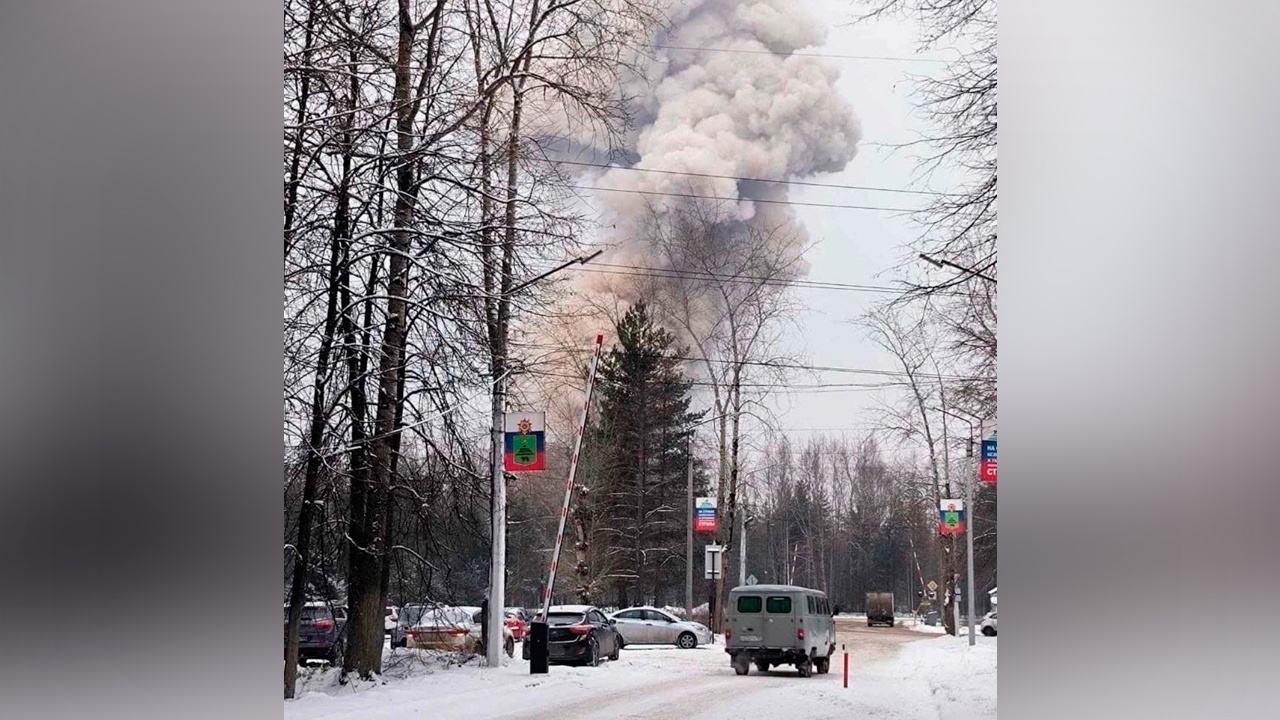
686;437;694;619
966;432;977;646
486;379;507;667
738;515;747;587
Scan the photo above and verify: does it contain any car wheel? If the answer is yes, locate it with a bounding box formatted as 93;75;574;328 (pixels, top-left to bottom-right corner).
676;632;697;649
608;638;620;662
586;637;600;667
982;626;996;636
505;636;515;658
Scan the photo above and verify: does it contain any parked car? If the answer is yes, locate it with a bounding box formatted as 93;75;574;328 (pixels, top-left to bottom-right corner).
724;584;836;678
385;606;399;633
284;601;347;666
521;605;621;666
504;608;530;641
399;605;479;653
609;606;712;649
979;611;997;636
470;609;516;657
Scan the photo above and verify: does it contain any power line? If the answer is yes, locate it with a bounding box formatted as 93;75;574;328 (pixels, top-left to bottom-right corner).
648;44;953;65
568;185;920;213
576;264;910;296
510;342;981;382
547;158;954;197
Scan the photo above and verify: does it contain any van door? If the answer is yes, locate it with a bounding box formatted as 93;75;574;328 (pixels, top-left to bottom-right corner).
730;594;766;649
762;594;797;648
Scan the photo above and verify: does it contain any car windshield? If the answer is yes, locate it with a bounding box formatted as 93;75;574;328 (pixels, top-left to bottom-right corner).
546;612;585;626
301;606;332;621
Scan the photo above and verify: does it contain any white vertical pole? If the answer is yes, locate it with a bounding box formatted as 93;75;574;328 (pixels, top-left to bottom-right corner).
487;375;507;667
538;334;605;623
686;438;694;619
966;426;978;646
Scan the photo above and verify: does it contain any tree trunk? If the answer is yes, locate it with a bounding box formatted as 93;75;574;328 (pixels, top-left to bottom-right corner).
283;148;345;698
345;1;417;678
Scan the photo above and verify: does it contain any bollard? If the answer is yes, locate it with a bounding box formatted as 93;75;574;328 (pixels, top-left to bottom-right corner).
529;621;549;675
842;644;849;688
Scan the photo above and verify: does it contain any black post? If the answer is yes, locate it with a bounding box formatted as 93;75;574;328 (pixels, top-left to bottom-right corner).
528;621;549;674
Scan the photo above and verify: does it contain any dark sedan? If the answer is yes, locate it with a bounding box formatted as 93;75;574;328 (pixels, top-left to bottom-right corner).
522;605;621;666
284;602;347;665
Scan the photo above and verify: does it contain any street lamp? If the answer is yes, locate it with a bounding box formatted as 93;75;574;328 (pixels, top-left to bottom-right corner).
919;253;996;284
486;249;602;669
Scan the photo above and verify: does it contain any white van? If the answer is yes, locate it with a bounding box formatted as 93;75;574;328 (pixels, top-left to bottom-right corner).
724;584;837;677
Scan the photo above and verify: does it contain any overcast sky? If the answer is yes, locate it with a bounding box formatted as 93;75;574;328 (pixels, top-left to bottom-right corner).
755;1;963;451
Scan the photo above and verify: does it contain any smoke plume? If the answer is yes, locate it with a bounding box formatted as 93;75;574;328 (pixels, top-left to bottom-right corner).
589;0;862;269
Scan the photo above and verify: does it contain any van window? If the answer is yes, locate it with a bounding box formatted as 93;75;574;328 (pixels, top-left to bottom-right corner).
737;596;762;613
765;596;792;613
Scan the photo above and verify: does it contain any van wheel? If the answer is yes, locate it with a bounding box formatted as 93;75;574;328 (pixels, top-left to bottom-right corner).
815;657;830;674
755;661;770;673
732;655;750;676
797;659;812;678
676;632;697;649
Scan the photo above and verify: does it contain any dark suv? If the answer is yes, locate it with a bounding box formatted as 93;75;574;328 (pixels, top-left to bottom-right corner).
285;602;347;665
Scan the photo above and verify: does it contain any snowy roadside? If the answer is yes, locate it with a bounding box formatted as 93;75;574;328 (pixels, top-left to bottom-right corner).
285;635;995;720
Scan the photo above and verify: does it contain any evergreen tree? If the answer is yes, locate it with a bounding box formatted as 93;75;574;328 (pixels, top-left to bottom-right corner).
587;300;704;608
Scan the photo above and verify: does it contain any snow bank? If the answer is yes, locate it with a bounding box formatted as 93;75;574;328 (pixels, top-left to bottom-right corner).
285;634;995;720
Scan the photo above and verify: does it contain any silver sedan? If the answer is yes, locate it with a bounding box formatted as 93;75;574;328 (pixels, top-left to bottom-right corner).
608;607;713;649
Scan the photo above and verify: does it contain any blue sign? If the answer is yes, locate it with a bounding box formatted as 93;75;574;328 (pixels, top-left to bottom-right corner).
981;439;997;461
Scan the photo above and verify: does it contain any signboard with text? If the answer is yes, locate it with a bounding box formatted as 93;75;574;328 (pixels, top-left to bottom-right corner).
694;496;718;534
979;430;997;484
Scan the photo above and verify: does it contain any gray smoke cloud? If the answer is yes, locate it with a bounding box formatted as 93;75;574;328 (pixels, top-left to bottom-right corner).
587;0;862;268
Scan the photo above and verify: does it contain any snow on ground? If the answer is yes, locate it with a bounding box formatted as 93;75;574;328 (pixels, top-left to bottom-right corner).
286;635;995;720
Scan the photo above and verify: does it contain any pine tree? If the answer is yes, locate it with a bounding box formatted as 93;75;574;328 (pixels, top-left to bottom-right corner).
588;301;703;608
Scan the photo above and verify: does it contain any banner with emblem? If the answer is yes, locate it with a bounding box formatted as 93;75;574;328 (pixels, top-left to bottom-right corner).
503;412;546;472
939;499;966;536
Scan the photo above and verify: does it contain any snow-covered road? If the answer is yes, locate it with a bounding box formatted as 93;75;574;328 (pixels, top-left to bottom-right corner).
286;618;996;720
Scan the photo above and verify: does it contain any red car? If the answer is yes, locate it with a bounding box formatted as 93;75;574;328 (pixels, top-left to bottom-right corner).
504;608;531;641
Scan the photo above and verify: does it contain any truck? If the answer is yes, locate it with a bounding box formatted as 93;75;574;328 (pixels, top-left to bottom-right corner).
865;592;895;627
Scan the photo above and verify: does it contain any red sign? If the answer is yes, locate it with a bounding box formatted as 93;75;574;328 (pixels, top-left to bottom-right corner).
979;459;996;484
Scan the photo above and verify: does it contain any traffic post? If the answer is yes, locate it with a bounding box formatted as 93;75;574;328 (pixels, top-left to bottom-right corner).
842;643;849;688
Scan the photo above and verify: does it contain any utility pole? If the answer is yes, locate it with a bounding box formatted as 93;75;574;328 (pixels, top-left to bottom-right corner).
737;512;747;586
684;413;728;621
686;436;694;619
486;250;601;668
938;405;980;647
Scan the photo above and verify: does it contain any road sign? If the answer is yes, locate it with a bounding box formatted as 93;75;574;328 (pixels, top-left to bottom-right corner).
746;574;758;586
927;580;938;592
704;544;723;580
978;428;996;484
694;496;718;533
939;499;966;536
503;412;546;472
